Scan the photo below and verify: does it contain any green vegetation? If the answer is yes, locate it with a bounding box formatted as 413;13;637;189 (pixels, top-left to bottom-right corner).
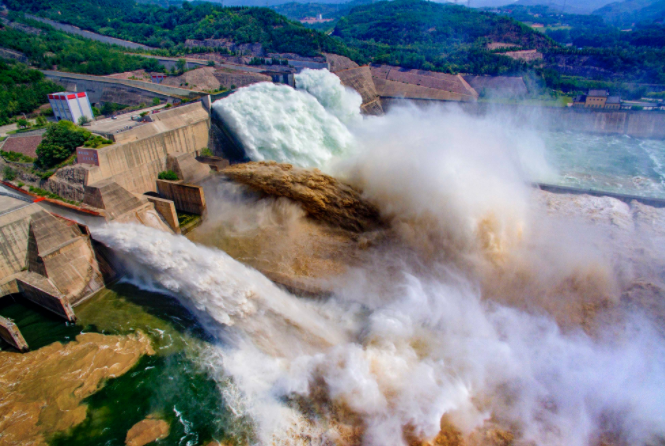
332;0;552;74
158;170;178;180
594;0;665;27
200;147;213;157
0;19;166;75
177;211;201;230
36;120;91;168
0;60;60;125
1;150;35;163
2;166;16;181
83;135;113;149
28;185;79;205
6;0;359;59
100;102;129;116
152;97;161;106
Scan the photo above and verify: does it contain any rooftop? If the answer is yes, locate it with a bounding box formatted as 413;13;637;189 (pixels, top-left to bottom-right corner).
588;89;609;97
607;96;621;104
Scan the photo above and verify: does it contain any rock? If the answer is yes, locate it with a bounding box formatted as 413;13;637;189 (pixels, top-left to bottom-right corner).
125;417;170;446
223;161;382;233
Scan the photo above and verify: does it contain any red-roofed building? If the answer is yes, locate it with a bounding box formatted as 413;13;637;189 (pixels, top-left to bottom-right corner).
47;91;94;123
1;135;43;159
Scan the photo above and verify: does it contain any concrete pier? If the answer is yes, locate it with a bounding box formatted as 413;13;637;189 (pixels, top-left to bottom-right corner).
156;180;206;215
0;315;28;351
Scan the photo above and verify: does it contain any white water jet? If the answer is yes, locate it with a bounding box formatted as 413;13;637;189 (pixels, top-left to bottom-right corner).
212;70;359;167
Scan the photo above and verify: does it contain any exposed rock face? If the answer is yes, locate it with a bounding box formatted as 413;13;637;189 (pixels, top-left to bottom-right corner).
222;161;382;233
0;332;154;446
125;416;170;446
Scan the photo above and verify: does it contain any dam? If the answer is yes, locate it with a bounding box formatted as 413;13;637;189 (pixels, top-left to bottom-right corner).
2;67;665;446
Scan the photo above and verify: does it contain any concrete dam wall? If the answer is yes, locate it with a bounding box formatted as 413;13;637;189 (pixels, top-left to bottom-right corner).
83;103;211;195
382;99;665;139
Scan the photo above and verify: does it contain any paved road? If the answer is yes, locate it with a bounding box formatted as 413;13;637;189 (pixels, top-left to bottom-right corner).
88;104;164;135
26;14;154;50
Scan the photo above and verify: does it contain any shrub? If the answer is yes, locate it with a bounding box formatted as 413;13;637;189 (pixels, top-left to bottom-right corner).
16;118;30;129
2;165;15;181
1;150;35;163
164;103;172;109
158;170;178;180
152;97;161;106
83;135;113;149
207;60;215;67
35;115;47;127
78;115;90;125
200;147;213;157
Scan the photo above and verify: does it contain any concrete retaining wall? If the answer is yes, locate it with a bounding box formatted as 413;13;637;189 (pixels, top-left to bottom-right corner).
84;103;211;194
156;180;206;215
147;196;180;234
16;274;76;321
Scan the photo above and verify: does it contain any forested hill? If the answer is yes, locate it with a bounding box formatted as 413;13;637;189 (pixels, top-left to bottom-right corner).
331;0;554;74
4;0;357;58
593;0;665;26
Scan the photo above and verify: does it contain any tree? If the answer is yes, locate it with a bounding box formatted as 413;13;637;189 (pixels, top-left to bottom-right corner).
36;120;91;168
176;58;186;74
152;97;161;106
16;118;30;129
207;60;215;67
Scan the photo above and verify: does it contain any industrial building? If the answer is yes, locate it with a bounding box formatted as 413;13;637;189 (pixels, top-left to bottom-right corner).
47;91;95;123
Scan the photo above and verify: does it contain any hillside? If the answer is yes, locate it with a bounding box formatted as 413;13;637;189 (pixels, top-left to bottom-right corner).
593;0;665;26
512;0;617;14
332;0;553;74
4;0;358;59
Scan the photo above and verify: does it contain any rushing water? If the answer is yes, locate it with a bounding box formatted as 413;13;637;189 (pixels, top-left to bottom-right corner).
544;131;665;198
3;70;665;446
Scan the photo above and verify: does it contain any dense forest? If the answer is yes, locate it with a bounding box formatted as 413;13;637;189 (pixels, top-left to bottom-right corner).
0;60;61;125
593;0;665;26
4;0;359;59
0;24;165;75
497;4;665;85
331;0;553;74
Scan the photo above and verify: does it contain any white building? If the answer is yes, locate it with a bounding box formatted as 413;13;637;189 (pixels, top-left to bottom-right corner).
48;92;94;123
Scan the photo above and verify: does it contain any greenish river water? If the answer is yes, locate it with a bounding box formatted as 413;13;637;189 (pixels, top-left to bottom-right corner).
545;131;665;198
0;284;246;446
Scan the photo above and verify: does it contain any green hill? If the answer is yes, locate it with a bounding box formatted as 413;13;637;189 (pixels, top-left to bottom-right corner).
593;0;665;26
331;0;553;74
4;0;358;58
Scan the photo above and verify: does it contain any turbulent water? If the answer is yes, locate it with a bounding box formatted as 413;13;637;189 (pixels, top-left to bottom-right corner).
5;69;665;446
544;131;665;198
